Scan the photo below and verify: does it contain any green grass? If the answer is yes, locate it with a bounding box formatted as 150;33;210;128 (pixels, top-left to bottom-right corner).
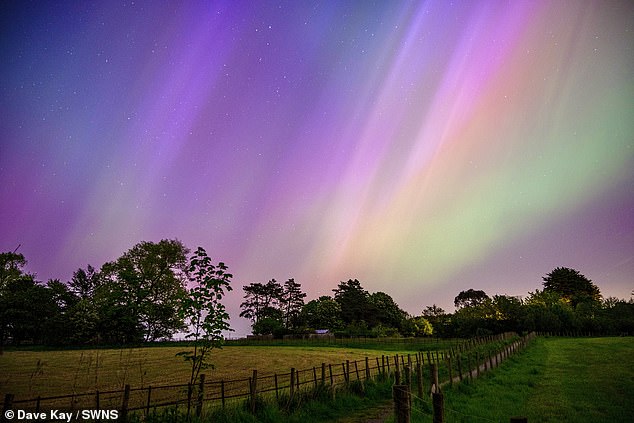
132;378;394;423
406;337;634;422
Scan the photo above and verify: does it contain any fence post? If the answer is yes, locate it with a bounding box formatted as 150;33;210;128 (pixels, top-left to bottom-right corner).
432;391;444;423
328;364;333;386
221;380;226;408
3;394;14;414
249;370;257;414
275;374;279;400
95;390;100;410
447;357;453;386
121;385;130;422
467;355;473;381
457;355;463;381
416;361;424;398
393;385;411;423
145;386;151;416
196;374;205;417
365;357;371;380
321;363;326;386
290;368;296;399
405;365;411;388
430;363;439;395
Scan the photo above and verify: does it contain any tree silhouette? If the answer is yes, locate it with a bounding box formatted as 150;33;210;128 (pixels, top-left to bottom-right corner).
543;267;601;307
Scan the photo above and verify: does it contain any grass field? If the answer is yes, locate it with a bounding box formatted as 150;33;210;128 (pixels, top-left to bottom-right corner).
408;337;634;423
0;344;419;400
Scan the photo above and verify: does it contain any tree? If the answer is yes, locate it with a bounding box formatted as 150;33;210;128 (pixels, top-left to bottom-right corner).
490;295;524;333
333;279;372;325
68;265;101;299
403;316;433;337
369;292;407;330
0;253;39;349
454;289;490;310
421;305;449;336
299;296;343;331
239;279;283;325
523;289;575;333
65;265;102;344
279;278;306;331
177;247;232;388
42;279;78;344
101;239;189;341
542;267;601;307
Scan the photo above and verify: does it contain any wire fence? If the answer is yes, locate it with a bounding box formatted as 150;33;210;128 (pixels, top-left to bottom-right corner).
3;332;525;421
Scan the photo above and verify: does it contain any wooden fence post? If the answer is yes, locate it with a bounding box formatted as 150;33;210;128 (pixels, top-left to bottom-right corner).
221;380;226;408
447;357;453;386
95;390;100;410
121;384;130;422
457;356;463;381
290;368;296;399
393;385;411;423
196;374;205;417
4;394;14;414
430;363;439;395
467;355;473;382
416;361;424;398
321;363;326;386
145;386;151;416
274;374;279;400
405;365;411;388
432;391;444;423
249;370;257;414
365;357;371;380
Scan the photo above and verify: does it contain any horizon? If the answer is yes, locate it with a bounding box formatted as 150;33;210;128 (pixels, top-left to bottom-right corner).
1;1;633;338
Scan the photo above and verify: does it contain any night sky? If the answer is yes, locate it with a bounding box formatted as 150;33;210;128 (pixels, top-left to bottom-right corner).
1;1;633;336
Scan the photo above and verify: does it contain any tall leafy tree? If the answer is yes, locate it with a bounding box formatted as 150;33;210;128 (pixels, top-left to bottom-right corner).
454;289;490;310
101;239;189;341
300;296;343;331
1;253;34;349
543;267;601;307
280;278;306;330
65;265;103;344
239;279;283;325
177;247;233;387
369;292;407;329
333;279;371;325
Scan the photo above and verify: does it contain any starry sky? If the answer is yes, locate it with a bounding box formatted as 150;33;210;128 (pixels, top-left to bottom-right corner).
1;0;633;336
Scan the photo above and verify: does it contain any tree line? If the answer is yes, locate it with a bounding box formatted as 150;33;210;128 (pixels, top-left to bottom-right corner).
1;239;633;348
0;240;229;348
240;267;634;339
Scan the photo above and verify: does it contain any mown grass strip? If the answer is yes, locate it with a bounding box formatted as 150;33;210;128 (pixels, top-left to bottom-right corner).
410;337;634;423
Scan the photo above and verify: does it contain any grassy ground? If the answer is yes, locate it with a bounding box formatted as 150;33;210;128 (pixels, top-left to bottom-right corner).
404;337;634;422
0;344;419;399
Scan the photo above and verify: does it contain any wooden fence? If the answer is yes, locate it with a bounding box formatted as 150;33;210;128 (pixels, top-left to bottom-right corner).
3;332;521;419
392;332;538;423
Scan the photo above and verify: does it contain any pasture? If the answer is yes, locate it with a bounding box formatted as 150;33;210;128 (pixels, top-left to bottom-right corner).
0;344;414;400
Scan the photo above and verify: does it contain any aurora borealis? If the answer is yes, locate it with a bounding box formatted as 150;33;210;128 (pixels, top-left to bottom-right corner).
1;0;633;336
